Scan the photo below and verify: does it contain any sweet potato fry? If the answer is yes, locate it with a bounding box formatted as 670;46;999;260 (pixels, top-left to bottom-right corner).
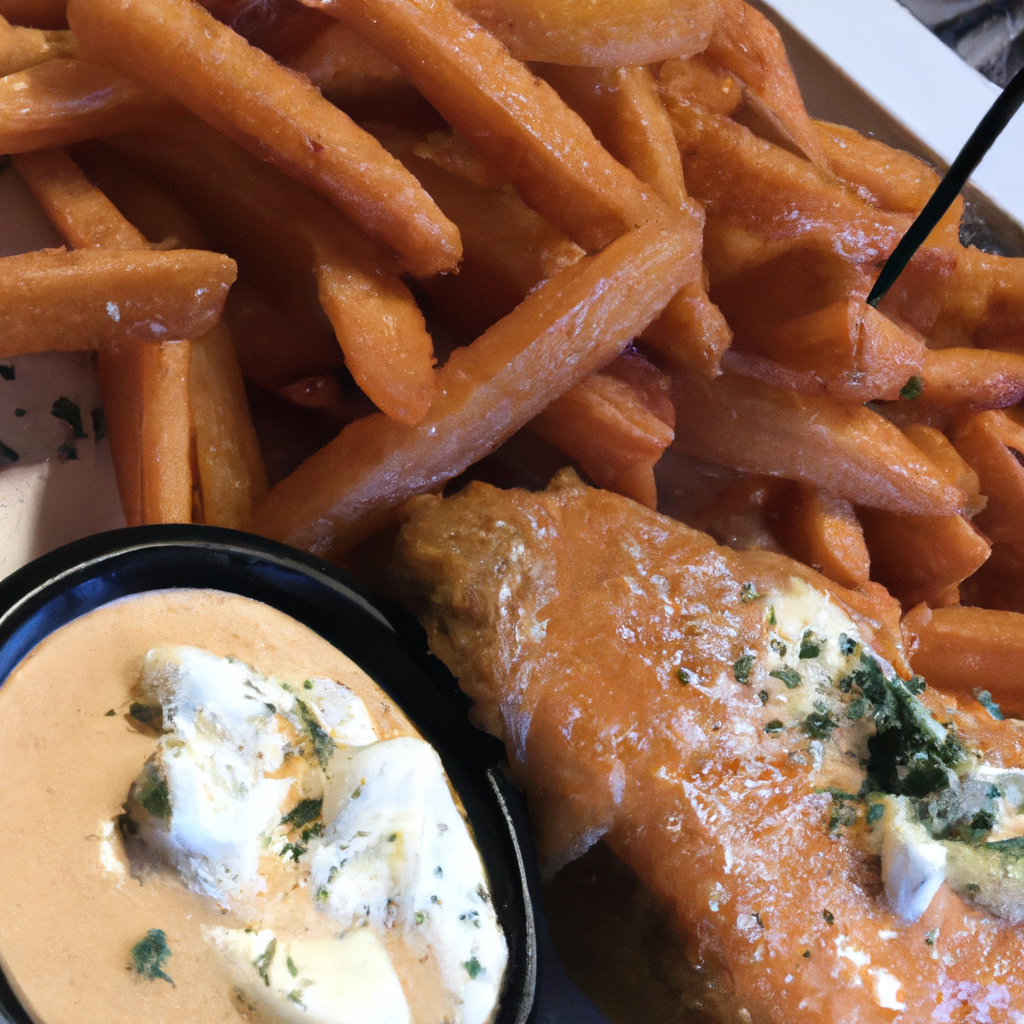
903;422;986;518
902;604;1024;718
858;506;990;610
0;247;235;356
300;0;685;256
915;347;1024;411
67;0;461;278
667;366;967;516
253;214;695;556
0;13;75;75
450;0;715;66
529;356;674;509
0;58;176;153
658;54;744;118
107;116;436;423
771;482;871;590
640;282;733;377
952;408;1024;545
0;0;67;29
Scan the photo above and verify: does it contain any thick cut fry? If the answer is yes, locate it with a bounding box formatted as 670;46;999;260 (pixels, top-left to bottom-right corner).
0;247;235;356
108;117;436;423
721;298;925;401
0;14;76;75
858;506;990;610
915;347;1024;410
301;0;686;256
253;215;695;556
771;482;870;590
640;281;733;377
67;0;461;278
190;319;269;529
952;408;1024;545
668;366;967;516
530;357;675;509
658;54;744;118
705;0;826;167
0;58;177;152
902;604;1024;718
451;0;715;66
902;422;985;518
140;338;192;525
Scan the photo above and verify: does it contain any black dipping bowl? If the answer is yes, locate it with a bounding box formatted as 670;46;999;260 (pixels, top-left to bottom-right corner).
0;525;538;1024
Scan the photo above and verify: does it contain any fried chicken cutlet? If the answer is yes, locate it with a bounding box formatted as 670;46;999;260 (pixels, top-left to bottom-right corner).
388;469;1024;1024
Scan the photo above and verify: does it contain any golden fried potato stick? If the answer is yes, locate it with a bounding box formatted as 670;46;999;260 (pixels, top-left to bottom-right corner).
902;604;1024;718
530;363;674;510
299;0;686;256
0;247;234;356
66;0;461;278
913;347;1024;411
705;0;826;167
0;0;66;28
0;58;176;152
253;214;696;556
902;422;986;517
108;116;436;423
668;366;967;516
658;54;744;118
771;482;871;590
451;0;716;66
0;13;75;75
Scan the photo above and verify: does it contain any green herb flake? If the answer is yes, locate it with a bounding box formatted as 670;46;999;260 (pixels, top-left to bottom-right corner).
802;950;811;959
280;797;323;831
847;697;869;721
13;408;25;418
105;708;117;717
286;956;298;978
905;675;927;696
769;638;787;656
303;679;313;689
838;633;857;656
974;688;1005;721
740;582;763;603
463;956;483;980
924;928;939;947
758;690;769;705
51;396;88;439
315;887;329;903
733;654;755;685
415;911;425;925
823;909;835;925
803;709;837;741
867;803;885;824
56;441;77;462
281;842;306;862
131;929;173;985
0;441;18;464
435;866;444;878
764;720;785;734
769;667;801;689
295;699;334;768
899;375;923;401
767;605;777;626
91;407;106;441
676;668;693;686
253;937;277;986
0;365;13;381
128;701;162;724
286;991;306;1008
798;631;821;660
134;763;171;820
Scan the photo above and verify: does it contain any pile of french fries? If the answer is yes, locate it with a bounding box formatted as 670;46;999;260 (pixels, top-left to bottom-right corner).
4;0;1024;710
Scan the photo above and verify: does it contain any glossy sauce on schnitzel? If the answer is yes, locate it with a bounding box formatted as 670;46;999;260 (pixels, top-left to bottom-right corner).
389;469;1024;1024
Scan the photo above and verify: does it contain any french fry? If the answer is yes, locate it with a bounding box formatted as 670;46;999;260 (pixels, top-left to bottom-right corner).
902;422;986;518
667;366;967;516
0;58;177;152
0;247;235;356
529;356;674;509
858;506;990;610
771;482;871;590
913;347;1024;411
253;214;695;556
189;319;269;529
67;0;462;278
300;0;688;256
0;13;76;75
451;0;716;66
640;281;733;377
902;604;1024;718
107;116;437;423
658;54;744;118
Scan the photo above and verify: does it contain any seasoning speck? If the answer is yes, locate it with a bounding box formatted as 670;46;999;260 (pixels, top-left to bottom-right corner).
130;929;173;984
0;365;13;381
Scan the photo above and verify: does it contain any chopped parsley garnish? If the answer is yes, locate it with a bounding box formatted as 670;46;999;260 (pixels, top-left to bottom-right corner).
924;928;939;947
798;631;821;659
91;407;106;441
767;605;776;626
899;375;923;400
281;842;306;862
819;788;858;831
280;797;323;831
733;654;755;684
769;667;801;689
769;638;787;656
105;708;116;717
134;763;171;819
0;441;18;464
847;697;868;720
253;937;277;986
286;956;298;978
303;679;313;689
128;701;162;724
0;365;13;381
740;582;763;602
13;408;24;418
803;708;837;741
973;688;1005;721
764;720;784;734
131;929;173;984
803;950;811;959
838;633;857;656
758;690;769;705
295;699;334;768
822;909;835;925
56;441;77;462
463;956;483;980
51;397;88;438
867;803;885;824
677;668;693;686
415;911;425;925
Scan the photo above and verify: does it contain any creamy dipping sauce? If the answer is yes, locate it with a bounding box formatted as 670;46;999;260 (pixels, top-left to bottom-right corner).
0;589;506;1024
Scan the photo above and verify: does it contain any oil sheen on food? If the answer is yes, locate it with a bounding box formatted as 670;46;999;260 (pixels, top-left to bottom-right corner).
0;589;505;1024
